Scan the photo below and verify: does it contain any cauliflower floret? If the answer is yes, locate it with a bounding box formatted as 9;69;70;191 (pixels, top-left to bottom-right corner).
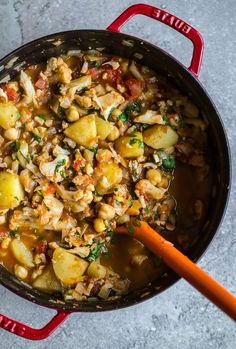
96;91;124;120
9;206;76;231
134;110;165;125
20;71;36;105
0;88;8;102
46;57;72;84
75;95;92;108
39;155;69;183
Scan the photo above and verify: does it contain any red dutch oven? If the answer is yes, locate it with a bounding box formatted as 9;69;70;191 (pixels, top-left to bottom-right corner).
0;4;230;340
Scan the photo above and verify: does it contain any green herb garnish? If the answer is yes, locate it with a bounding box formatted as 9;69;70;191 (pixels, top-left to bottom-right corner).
33;134;42;143
88;108;96;114
163;115;169;125
129;138;144;148
144;207;150;214
142;123;149;129
16;112;21;121
118;113;127;122
88;147;98;154
132;220;141;227
10;230;18;238
13;141;20;152
124;100;141;118
87;243;104;261
55;159;66;173
89;61;101;69
38;114;45;120
125;223;135;235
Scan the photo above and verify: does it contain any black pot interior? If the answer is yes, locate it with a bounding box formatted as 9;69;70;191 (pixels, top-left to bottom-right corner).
0;30;230;312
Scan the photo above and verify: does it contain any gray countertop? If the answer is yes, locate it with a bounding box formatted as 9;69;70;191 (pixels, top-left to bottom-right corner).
0;0;235;348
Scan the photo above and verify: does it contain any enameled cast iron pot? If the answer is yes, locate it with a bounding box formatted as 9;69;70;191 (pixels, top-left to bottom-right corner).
0;4;231;340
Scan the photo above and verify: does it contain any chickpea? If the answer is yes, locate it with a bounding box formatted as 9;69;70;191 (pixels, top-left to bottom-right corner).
107;126;119;141
14;264;28;280
94;218;106;233
98;203;115;220
146;169;162;186
96;149;112;163
4;156;12;167
4;128;18;141
66;106;80;122
159;177;169;189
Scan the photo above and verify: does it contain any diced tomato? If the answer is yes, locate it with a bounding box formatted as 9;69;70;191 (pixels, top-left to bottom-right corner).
44;184;56;195
4;85;19;104
73;160;83;171
104;66;122;84
125;78;143;100
36;240;48;254
0;230;9;240
86;68;103;79
35;77;47;90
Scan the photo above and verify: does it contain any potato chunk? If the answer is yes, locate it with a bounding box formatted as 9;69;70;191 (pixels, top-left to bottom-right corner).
143;125;178;149
0;172;24;210
115;132;144;158
95;116;113;140
94;162;123;195
11;239;34;268
87;261;107;278
52;247;88;286
33;266;61;294
0;102;19;129
64;114;96;147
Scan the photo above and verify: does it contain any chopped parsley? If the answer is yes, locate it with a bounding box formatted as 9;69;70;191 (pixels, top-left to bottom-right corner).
16;112;21;121
129;137;144;148
89;61;101;69
13;141;20;152
88;108;97;114
125;222;135;235
10;230;18;238
87;243;104;261
163;115;169;125
132;220;141;227
142;123;150;129
55;159;66;173
162;156;176;171
38;114;46;120
144;207;150;214
124;100;141;118
118;113;127;122
88;147;98;154
33;134;42;143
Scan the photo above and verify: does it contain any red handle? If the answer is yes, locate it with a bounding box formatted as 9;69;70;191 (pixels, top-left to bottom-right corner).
107;3;204;77
0;310;70;340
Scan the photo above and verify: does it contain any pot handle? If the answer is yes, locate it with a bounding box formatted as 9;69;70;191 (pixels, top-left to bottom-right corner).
107;3;204;77
0;310;70;340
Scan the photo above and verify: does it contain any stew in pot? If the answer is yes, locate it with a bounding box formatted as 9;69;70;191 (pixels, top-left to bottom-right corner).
0;50;211;301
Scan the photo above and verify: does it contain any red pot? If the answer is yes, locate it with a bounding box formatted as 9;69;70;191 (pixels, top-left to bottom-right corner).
0;4;230;340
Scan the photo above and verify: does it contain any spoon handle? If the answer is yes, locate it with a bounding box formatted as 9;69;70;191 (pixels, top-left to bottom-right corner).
117;220;236;321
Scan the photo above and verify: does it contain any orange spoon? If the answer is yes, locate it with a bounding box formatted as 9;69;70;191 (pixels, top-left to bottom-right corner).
116;218;236;321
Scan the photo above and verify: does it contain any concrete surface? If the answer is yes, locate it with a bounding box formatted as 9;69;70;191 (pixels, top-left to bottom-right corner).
0;0;235;348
